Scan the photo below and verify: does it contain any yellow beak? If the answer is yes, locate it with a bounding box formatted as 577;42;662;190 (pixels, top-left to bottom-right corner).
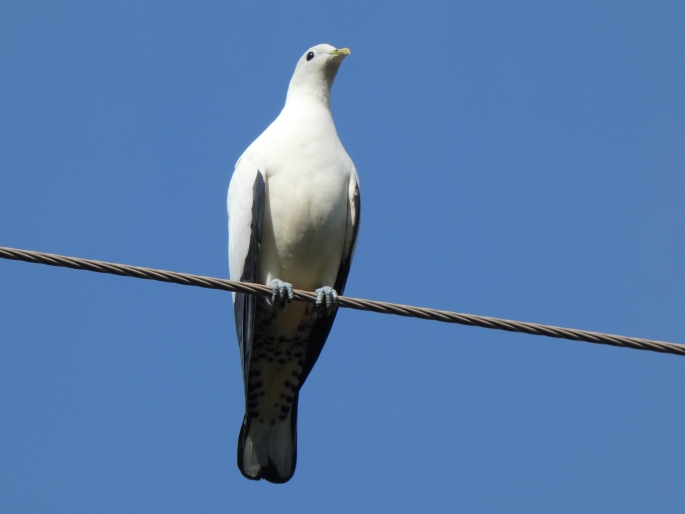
329;48;351;57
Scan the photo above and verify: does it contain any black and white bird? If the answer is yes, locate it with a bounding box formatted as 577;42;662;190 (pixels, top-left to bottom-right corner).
227;44;360;483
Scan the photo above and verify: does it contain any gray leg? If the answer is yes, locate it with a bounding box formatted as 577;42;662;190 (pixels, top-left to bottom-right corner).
270;279;294;309
314;286;339;317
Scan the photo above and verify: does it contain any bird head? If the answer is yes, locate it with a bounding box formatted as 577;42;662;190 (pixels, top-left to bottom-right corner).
286;44;351;106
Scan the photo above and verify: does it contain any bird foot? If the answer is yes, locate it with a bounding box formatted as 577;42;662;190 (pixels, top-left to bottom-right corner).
269;279;294;309
311;286;339;317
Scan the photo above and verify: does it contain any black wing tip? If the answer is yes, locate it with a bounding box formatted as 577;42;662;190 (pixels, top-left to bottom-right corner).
240;465;295;484
236;409;299;484
237;458;295;484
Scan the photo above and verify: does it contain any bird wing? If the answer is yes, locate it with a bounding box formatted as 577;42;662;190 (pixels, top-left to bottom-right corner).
228;159;266;390
300;175;361;385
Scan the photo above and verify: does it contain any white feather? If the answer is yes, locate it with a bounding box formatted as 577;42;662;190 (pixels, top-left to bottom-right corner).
228;43;359;483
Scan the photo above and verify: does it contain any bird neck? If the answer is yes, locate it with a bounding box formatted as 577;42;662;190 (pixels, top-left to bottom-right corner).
285;71;335;110
283;87;333;115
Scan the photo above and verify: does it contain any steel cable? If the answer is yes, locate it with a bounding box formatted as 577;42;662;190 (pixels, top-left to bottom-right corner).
1;245;682;356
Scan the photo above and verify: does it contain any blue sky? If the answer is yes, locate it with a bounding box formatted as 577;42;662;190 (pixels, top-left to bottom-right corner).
1;1;684;512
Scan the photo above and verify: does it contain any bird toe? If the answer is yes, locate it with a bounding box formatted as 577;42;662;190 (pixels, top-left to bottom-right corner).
270;279;294;308
314;286;338;317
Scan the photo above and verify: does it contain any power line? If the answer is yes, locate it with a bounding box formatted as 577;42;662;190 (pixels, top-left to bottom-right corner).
1;245;682;357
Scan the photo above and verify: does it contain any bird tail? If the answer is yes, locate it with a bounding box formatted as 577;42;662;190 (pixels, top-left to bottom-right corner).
237;397;299;483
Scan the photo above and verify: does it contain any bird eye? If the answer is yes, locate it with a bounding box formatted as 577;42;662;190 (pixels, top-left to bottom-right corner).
306;51;315;61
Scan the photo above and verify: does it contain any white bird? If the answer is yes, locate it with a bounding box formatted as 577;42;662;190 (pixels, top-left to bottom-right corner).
227;44;360;483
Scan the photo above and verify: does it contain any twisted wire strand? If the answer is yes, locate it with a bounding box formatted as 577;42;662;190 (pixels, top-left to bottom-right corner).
1;245;683;357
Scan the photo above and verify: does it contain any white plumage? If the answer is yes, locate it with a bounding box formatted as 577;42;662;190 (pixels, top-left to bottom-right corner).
227;44;360;483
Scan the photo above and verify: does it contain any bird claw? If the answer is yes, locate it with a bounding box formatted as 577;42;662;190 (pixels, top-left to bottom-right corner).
270;279;294;308
314;286;338;317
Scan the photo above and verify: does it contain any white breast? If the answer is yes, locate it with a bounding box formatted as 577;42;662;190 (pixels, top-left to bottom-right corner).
261;167;349;291
238;99;355;291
